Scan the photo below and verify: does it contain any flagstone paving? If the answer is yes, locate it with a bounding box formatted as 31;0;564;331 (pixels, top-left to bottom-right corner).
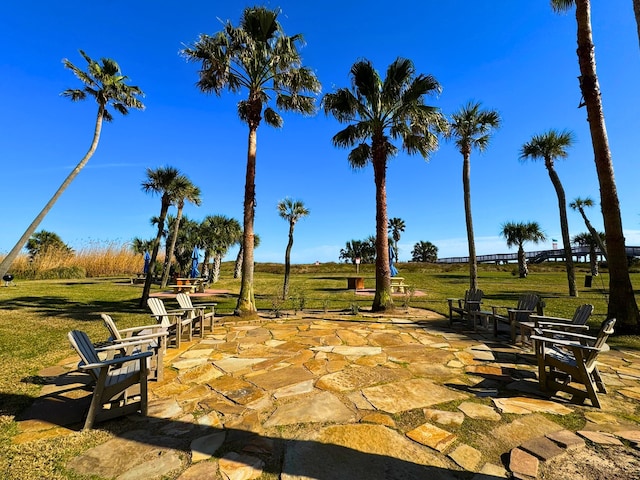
13;309;640;479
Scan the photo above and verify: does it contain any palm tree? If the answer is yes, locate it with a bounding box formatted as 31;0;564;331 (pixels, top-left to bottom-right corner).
387;217;406;261
26;230;73;259
131;237;154;256
447;101;501;292
182;7;320;315
552;0;639;331
278;198;309;299
160;179;201;288
500;221;546;278
411;241;438;263
323;58;447;311
573;231;605;276
200;215;242;283
634;0;640;51
139;166;184;306
0;50;144;279
520;129;577;297
570;196;607;260
233;232;260;279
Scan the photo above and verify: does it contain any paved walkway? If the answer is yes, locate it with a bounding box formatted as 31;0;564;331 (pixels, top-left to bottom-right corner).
14;309;640;479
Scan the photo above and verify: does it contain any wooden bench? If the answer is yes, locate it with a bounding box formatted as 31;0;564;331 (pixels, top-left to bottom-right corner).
169;284;198;294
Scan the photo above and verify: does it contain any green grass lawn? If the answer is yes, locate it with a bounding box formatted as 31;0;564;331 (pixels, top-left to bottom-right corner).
0;261;638;424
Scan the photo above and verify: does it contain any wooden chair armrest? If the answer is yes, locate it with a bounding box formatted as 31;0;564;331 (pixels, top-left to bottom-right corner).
535;321;589;330
192;302;217;307
110;332;169;343
95;338;159;351
530;315;571;323
80;350;153;370
118;324;164;333
529;335;600;352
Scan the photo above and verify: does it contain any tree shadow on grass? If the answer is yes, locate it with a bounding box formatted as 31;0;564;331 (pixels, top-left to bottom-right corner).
0;296;145;321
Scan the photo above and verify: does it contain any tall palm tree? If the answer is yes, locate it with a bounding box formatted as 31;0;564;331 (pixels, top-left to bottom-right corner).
573;231;605;276
233;232;260;279
520;129;577;297
387;217;406;261
182;7;320;315
552;0;639;331
570;196;607;260
278;198;310;299
634;0;640;51
447;101;501;292
323;58;447;311
160;179;201;288
139;166;184;306
0;50;144;279
500;221;547;278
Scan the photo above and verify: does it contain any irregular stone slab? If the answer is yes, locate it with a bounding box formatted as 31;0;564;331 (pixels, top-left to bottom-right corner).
346;391;375;410
476;462;508;478
264;391;355;427
281;424;453;480
492;397;573;415
519;436;565;461
489;414;563;453
509;447;538;479
213;357;267;373
408;362;459;380
148;398;183;419
180;348;214;359
177;363;224;384
385;345;442;364
424;409;465;427
614;430;640;443
336;329;369;346
577;430;624;445
219;451;264;480
360;412;396;428
585;411;620;425
191;431;226;463
362;378;468;414
618;387;640;401
465;345;495;362
67;430;181;478
545;429;585;450
457;402;501;421
406;423;457;452
367;332;406;347
117;451;183;480
448;443;482;472
172;358;209;370
273;379;316;398
317;365;411;393
247;366;315;391
208;375;267;405
332;345;382;357
177;461;220;479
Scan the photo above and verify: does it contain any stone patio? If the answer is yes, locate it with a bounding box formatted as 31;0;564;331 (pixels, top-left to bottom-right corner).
14;308;640;479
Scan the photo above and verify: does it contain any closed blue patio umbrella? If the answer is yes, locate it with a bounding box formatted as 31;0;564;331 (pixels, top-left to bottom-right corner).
389;244;399;277
189;246;200;278
143;251;151;274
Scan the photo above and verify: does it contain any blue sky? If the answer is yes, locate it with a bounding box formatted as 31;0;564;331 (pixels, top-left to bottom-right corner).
1;1;638;264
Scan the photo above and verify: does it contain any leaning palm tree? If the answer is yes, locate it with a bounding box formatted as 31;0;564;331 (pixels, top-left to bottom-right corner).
447;101;501;292
139;166;184;306
323;58;447;311
278;198;310;299
0;50;144;279
500;221;547;278
520;129;577;297
160;179;201;288
552;0;639;331
387;217;406;261
570;196;607;260
182;6;320;315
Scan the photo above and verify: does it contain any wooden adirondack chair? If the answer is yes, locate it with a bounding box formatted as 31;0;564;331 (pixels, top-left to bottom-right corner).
147;297;199;348
176;292;216;334
100;314;168;381
519;304;594;346
68;330;151;430
447;289;484;326
530;318;616;408
491;293;541;342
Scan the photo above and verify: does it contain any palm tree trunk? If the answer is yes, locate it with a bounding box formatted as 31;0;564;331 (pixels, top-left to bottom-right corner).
372;141;392;312
236;126;258;314
213;253;221;283
234;246;243;279
575;0;639;331
462;148;478;292
578;206;608;260
0;108;104;279
634;0;640;51
140;202;169;307
518;245;528;278
589;243;599;276
160;205;184;288
282;223;294;300
547;165;577;296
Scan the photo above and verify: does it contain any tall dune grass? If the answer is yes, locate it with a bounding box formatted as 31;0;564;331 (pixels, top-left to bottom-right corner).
0;241;161;279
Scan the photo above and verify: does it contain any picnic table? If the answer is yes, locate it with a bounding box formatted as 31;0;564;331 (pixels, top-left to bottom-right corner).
169;278;205;294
